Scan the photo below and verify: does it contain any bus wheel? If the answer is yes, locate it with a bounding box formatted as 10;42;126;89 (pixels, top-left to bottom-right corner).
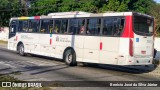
18;44;25;56
64;49;77;66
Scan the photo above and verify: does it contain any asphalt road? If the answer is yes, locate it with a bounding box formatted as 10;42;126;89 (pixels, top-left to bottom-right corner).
0;46;160;90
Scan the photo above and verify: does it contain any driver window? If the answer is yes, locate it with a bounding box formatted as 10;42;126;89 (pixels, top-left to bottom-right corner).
10;20;17;33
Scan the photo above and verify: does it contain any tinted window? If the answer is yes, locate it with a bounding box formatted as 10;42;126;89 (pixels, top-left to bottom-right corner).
86;18;101;35
40;19;53;33
134;16;153;36
10;20;17;33
61;19;68;34
54;19;68;34
69;19;85;34
28;20;40;33
103;17;124;36
19;20;28;32
103;17;113;36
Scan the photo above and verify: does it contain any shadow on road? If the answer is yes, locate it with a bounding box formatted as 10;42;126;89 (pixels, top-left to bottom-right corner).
26;54;160;74
0;68;11;72
79;63;159;74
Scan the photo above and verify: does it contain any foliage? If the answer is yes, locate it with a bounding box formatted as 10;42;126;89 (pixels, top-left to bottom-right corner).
132;0;155;13
149;3;160;37
0;0;22;26
32;0;62;15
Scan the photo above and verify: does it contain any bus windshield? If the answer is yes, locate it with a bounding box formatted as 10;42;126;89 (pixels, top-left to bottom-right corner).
134;16;153;36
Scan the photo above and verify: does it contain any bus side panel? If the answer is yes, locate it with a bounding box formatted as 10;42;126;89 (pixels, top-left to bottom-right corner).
99;37;119;65
19;33;39;54
39;34;51;56
83;36;100;63
73;35;85;62
118;38;130;65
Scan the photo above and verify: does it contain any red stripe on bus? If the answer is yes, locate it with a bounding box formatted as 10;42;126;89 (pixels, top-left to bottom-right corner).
100;42;102;50
121;16;134;38
129;39;133;56
50;39;52;45
34;16;40;19
16;36;18;41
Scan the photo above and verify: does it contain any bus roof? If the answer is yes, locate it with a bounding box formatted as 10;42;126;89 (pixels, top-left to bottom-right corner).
10;11;153;20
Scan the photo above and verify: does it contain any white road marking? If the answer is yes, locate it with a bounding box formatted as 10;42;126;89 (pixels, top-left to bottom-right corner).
25;60;58;66
0;61;17;68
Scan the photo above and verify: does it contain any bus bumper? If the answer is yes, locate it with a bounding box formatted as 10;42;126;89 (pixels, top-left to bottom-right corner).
127;57;153;65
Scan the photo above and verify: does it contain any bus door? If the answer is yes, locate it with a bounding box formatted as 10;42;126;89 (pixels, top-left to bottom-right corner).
133;15;154;62
8;20;17;50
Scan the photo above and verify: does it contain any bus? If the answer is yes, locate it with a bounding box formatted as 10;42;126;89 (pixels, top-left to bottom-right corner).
8;11;154;66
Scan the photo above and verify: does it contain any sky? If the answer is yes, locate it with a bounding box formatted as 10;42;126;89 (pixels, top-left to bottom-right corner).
154;0;160;3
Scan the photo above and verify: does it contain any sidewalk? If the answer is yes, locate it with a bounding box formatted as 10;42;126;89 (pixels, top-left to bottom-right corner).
0;40;7;48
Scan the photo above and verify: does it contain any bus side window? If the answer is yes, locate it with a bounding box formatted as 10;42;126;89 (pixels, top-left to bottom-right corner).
102;17;124;37
54;20;61;34
61;19;68;34
22;20;28;32
40;19;51;33
28;19;40;33
49;20;53;33
113;17;125;36
69;19;77;35
78;19;85;34
102;17;113;36
86;18;101;35
18;21;23;32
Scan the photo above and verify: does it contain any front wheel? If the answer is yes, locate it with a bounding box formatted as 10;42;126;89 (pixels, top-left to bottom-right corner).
18;44;25;56
64;49;77;66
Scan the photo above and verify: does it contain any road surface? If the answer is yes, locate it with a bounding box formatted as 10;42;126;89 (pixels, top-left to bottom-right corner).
0;46;160;90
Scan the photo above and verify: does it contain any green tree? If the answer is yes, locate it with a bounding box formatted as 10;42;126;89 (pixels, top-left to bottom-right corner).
149;3;160;36
101;0;120;12
131;0;155;14
32;0;62;15
100;0;130;12
0;0;21;26
117;0;129;11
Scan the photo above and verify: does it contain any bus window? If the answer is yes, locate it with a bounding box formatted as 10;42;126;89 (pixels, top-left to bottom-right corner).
49;20;53;33
69;19;85;35
10;20;17;33
54;20;61;34
113;17;122;36
103;17;124;36
69;19;77;34
19;20;28;32
134;16;153;36
61;19;68;34
9;20;17;38
86;18;101;35
103;17;113;36
40;20;53;33
54;19;68;34
78;19;85;34
28;19;40;33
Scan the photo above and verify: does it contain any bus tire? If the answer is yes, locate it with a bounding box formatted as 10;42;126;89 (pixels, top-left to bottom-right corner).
64;49;77;66
18;44;25;56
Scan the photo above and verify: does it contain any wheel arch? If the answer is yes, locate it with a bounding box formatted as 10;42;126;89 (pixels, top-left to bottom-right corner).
63;47;76;60
16;41;24;51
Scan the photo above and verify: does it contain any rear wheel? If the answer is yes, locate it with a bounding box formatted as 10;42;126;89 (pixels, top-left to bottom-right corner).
18;44;25;56
64;49;77;66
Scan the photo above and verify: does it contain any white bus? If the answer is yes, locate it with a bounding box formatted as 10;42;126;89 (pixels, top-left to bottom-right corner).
8;11;154;66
